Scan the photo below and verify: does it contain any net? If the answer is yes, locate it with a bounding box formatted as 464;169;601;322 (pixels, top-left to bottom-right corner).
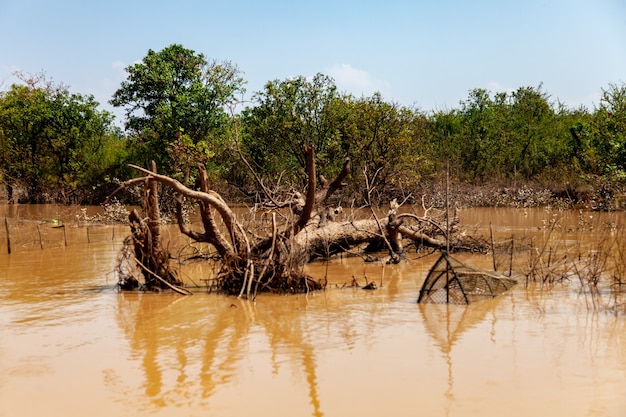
418;253;517;304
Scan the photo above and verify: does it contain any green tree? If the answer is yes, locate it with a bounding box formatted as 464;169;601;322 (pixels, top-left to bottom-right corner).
451;86;570;182
592;82;626;178
241;73;342;183
0;72;120;203
110;44;245;178
335;93;421;201
506;86;558;178
425;108;464;177
457;88;500;180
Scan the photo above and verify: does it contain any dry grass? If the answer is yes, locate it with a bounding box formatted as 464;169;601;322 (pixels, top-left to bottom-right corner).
500;212;626;313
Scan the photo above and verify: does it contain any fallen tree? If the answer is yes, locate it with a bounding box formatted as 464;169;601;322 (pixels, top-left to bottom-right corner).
108;146;486;298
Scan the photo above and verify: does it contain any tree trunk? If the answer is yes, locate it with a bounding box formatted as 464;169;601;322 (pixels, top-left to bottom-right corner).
6;183;14;204
117;162;184;291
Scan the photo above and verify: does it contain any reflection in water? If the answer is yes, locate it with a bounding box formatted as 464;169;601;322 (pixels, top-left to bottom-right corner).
419;298;504;355
1;206;626;417
419;297;505;416
114;292;328;416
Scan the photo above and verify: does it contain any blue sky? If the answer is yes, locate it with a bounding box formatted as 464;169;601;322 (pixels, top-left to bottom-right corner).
1;0;625;122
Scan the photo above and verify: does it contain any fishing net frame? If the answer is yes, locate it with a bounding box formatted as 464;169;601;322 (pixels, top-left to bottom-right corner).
418;252;517;304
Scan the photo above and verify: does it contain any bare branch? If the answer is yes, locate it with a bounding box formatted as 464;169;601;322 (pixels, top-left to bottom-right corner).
396;212;448;236
103;177;146;205
316;157;351;204
127;163;243;257
134;256;193;295
293;145;316;235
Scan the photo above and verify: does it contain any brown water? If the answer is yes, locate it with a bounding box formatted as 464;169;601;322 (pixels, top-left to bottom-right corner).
1;205;625;417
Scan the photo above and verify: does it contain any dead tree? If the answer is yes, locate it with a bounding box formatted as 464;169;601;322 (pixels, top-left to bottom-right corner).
108;162;187;293
109;146;482;297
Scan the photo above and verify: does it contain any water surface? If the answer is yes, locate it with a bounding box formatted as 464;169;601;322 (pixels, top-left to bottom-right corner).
1;206;625;416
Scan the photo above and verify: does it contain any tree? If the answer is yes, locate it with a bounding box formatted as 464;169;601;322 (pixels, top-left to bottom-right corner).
425;108;464;178
457;88;500;180
451;86;568;182
334;93;422;203
506;85;558;178
592;82;626;179
0;72;120;203
110;44;245;178
109;145;481;297
241;73;342;183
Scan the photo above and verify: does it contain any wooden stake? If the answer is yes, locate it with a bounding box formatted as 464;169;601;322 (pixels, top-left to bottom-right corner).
445;161;450;303
508;237;514;277
445;161;450;255
5;216;10;255
37;224;43;249
490;222;497;271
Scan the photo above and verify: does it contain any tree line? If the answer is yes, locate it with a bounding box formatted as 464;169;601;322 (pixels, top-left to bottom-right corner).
1;44;625;208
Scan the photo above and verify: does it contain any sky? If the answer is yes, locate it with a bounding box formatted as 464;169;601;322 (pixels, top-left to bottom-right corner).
1;0;625;123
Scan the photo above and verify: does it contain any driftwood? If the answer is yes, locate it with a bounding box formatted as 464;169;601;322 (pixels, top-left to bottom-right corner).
108;146;484;297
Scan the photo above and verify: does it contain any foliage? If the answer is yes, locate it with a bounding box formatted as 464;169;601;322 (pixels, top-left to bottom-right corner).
241;73;342;184
0;72;122;203
240;76;427;204
425;86;582;184
110;44;245;179
333;93;424;202
2;45;626;209
592;83;626;179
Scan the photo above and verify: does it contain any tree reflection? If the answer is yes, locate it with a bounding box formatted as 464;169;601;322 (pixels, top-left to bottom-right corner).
114;292;250;410
112;290;390;416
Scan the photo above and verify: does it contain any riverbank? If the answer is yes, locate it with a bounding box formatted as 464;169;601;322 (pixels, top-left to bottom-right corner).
2;178;626;211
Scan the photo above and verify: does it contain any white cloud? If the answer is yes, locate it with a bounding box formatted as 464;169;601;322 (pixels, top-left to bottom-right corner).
111;59;141;74
486;81;515;96
328;64;390;98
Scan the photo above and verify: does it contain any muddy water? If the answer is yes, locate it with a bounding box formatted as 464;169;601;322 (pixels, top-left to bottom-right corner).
1;205;625;417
